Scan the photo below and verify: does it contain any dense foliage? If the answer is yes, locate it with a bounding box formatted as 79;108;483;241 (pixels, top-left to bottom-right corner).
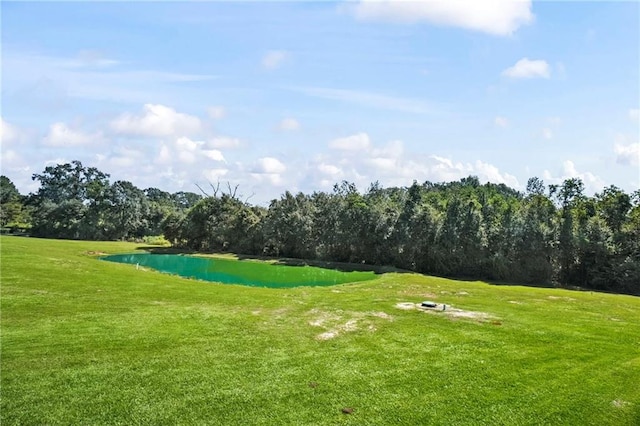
2;161;638;294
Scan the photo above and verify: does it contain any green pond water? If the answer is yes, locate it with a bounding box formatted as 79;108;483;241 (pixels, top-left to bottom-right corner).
101;253;377;288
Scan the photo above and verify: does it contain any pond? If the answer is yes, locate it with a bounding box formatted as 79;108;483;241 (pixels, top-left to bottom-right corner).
101;253;377;288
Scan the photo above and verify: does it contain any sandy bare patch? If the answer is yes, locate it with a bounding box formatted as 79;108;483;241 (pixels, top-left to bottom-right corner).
612;399;630;408
307;309;342;327
343;319;359;331
309;309;392;340
508;301;522;304
442;308;494;320
86;251;108;256
395;302;417;310
370;311;393;320
456;291;469;296
548;296;576;301
273;308;289;317
394;302;496;322
317;331;338;341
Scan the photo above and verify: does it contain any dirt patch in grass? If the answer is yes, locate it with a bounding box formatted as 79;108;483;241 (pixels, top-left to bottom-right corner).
611;399;630;408
369;311;393;320
308;309;393;340
394;302;497;322
443;308;494;320
85;251;108;256
395;302;417;310
548;296;576;301
317;331;339;341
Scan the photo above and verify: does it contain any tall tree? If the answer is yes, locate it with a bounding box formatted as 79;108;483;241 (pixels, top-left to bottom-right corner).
0;176;27;228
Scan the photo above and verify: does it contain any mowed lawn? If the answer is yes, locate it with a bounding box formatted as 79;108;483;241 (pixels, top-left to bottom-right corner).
1;236;639;425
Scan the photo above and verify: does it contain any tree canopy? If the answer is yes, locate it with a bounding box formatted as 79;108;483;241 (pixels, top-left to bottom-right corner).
4;161;639;295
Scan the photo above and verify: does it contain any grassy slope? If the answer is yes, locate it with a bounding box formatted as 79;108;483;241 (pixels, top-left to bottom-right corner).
1;235;639;425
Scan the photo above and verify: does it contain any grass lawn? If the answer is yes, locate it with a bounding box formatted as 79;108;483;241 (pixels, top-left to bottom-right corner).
1;235;639;425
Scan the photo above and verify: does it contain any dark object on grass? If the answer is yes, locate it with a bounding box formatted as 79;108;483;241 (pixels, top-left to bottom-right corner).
341;407;354;414
421;301;437;308
308;382;318;388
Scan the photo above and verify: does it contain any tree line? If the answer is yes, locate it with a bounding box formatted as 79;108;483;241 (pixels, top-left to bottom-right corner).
1;161;638;295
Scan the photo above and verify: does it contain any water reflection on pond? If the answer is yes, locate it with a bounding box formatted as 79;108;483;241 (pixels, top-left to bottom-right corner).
101;253;376;288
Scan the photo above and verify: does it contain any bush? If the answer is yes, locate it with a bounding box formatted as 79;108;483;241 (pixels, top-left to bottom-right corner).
141;235;171;246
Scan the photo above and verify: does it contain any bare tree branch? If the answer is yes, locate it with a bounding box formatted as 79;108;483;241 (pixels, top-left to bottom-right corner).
208;180;220;197
226;182;239;199
194;183;210;197
244;192;255;204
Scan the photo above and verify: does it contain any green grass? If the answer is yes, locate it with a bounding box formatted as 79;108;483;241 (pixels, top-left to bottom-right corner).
1;236;639;425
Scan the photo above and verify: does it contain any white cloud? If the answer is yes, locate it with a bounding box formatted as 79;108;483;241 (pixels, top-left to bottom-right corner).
203;168;229;182
203;149;225;162
494;116;508;128
175;136;209;164
309;134;520;193
253;157;286;174
156;137;226;166
366;157;397;172
278;117;300;131
428;155;471;182
108;146;145;168
208;106;226;120
349;0;534;36
111;104;202;137
175;136;201;152
42;122;101;147
372;139;404;158
156;144;172;165
542;128;553;140
0;127;33;191
1;117;19;145
502;58;551;79
629;109;640;122
208;136;241;149
542;160;605;193
473;160;519;187
318;163;343;177
262;50;289;70
251;157;287;186
329;132;371;151
614;139;639;167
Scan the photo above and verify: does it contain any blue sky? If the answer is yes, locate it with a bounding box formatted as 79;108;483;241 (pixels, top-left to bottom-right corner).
2;1;638;204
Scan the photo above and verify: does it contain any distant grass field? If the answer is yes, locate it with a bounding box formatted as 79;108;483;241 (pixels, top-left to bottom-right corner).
1;235;639;425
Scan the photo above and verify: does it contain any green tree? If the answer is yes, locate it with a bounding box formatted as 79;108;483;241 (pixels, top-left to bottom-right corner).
263;191;315;258
105;180;150;240
0;176;27;228
30;161;111;239
556;178;585;285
